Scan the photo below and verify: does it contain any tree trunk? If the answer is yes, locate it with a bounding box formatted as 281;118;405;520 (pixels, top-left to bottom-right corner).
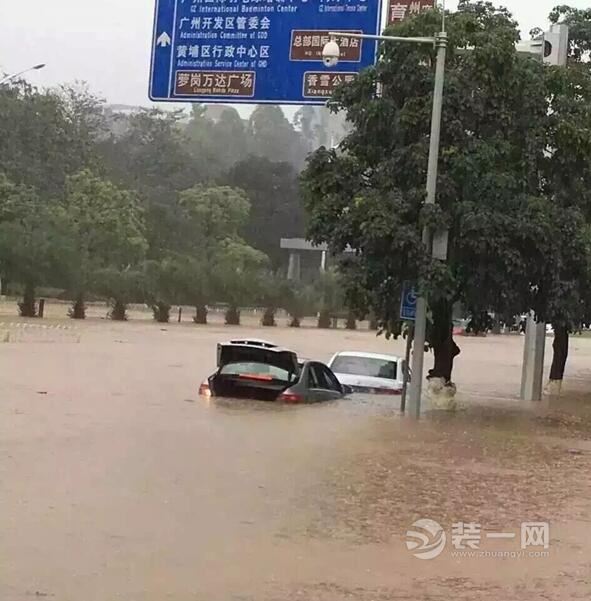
547;325;569;396
289;315;301;328
428;299;461;384
317;310;331;329
261;307;276;327
18;282;37;317
346;311;357;330
194;304;208;325
152;302;171;323
110;300;128;321
70;293;86;320
225;305;240;326
368;313;379;331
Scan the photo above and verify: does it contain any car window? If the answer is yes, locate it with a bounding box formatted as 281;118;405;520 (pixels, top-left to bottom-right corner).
321;366;343;392
308;364;341;392
307;365;321;389
220;362;294;382
331;356;398;380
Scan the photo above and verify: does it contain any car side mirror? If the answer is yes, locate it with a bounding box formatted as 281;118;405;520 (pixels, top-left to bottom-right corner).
343;385;353;396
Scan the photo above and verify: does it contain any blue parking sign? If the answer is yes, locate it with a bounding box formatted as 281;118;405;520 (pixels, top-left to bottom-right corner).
149;0;384;105
400;283;417;321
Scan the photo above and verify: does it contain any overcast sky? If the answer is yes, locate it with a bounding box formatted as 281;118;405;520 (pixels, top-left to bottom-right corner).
0;1;588;108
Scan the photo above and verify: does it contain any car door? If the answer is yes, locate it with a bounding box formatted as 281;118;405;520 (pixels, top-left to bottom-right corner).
306;363;344;402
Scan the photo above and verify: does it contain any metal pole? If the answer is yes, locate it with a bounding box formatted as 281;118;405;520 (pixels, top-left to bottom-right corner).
329;31;436;46
401;325;414;413
408;31;448;419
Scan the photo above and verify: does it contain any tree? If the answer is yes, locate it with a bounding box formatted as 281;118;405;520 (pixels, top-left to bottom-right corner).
62;170;147;318
225;157;306;266
549;5;591;60
99;109;195;261
216;240;269;325
302;2;565;398
538;5;591;393
93;267;144;321
256;272;291;327
294;105;350;152
176;184;253;323
312;269;343;329
185;105;249;178
0;175;71;316
0;83;100;199
247;105;307;167
282;280;311;328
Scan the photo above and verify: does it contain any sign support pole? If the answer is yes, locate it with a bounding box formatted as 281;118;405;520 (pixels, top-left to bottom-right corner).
401;325;414;413
407;30;448;419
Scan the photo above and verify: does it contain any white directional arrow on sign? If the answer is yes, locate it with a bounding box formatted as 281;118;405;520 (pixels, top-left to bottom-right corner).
156;32;171;48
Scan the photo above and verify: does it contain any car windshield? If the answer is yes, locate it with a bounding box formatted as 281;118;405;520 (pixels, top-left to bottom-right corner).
331;356;398;380
220;362;295;382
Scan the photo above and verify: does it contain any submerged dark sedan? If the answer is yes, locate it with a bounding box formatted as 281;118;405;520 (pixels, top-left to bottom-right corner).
199;339;349;403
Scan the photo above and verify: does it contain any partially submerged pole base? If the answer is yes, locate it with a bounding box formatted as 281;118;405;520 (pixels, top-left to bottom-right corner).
520;314;546;402
544;379;563;397
426;378;458;411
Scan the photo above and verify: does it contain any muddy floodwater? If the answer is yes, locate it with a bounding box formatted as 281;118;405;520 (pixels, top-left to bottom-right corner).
1;317;591;600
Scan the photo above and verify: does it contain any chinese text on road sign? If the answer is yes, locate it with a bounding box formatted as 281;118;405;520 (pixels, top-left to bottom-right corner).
150;0;384;105
387;0;434;25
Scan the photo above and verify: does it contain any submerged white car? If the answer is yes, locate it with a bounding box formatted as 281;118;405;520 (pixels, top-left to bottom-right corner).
328;351;406;396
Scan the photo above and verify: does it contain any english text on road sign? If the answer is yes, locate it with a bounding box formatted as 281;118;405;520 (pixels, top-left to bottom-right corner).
400;283;417;321
150;0;385;105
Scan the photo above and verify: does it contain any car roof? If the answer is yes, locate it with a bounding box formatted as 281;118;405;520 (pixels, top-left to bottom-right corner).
220;342;294;355
226;339;278;349
332;351;402;362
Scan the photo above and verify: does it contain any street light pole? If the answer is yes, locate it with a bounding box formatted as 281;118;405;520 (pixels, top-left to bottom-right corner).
0;64;46;86
408;31;448;418
326;26;448;419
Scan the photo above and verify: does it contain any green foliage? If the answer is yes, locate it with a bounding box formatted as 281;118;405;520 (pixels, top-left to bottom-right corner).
216;239;269;309
0;76;324;321
225;157;305;265
142;257;185;323
93;267;144;321
247;105;307;167
282;280;311;327
301;1;591;380
0;174;72;309
61;170;147;317
0;83;102;198
549;5;591;60
176;184;258;310
185;105;249;178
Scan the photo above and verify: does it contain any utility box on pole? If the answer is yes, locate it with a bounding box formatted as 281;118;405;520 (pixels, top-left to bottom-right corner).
543;24;569;66
515;24;569;67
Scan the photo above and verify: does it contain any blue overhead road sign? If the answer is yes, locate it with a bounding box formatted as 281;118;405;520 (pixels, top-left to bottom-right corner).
149;0;384;105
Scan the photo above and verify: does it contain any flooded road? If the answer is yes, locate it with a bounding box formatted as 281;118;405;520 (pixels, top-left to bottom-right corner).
1;320;591;600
